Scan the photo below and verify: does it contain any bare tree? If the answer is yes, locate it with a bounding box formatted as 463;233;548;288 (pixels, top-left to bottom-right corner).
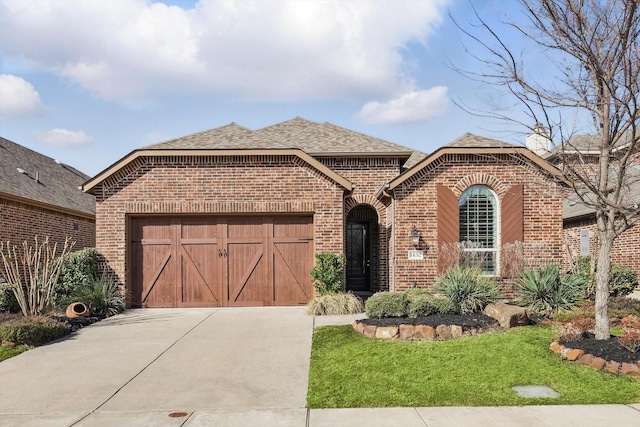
453;0;640;339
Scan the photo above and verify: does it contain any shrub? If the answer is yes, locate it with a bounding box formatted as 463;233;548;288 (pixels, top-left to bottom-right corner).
0;237;74;316
0;316;68;346
516;264;585;316
365;292;408;318
54;248;99;308
310;253;345;295
573;256;638;298
306;292;363;316
0;282;20;313
65;276;125;317
434;266;500;314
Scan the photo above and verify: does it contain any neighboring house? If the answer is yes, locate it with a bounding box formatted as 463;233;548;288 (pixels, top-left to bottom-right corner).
0;137;95;253
83;118;569;308
537;133;640;275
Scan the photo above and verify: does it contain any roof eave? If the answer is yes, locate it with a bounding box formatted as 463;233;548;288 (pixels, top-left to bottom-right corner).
386;146;571;191
82;148;354;194
0;191;95;220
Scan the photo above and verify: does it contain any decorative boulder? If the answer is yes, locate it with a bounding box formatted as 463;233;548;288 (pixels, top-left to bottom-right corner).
484;303;528;329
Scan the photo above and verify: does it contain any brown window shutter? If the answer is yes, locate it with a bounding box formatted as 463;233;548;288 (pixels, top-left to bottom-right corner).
437;185;459;273
501;184;524;245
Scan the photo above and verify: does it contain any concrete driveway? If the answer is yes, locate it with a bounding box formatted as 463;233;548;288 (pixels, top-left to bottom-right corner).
0;307;313;426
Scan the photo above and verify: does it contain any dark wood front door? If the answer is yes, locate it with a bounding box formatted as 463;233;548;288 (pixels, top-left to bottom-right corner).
346;221;370;292
131;216;313;307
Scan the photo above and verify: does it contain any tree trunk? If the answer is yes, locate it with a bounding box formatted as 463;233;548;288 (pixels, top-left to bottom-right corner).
594;228;614;340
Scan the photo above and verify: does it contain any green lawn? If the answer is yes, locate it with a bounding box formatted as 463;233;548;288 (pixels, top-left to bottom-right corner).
0;345;28;362
307;325;640;408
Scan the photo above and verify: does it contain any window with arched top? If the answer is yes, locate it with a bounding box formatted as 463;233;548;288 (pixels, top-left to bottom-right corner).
459;185;498;274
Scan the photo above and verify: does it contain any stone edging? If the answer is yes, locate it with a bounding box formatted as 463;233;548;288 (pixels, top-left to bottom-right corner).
549;341;640;376
352;320;497;341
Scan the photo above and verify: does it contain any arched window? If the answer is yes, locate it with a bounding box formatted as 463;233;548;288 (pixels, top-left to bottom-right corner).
459;185;498;274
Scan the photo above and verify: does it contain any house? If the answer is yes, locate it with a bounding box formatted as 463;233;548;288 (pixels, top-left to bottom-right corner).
83;118;569;308
535;132;640;275
0;137;95;253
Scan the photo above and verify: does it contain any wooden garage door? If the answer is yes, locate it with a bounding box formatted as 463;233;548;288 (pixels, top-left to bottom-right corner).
131;216;313;308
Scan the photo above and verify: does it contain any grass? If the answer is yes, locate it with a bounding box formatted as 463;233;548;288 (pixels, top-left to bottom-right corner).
0;345;29;362
307;325;640;408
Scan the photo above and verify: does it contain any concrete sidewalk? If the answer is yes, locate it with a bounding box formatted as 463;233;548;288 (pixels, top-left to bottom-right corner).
0;308;638;426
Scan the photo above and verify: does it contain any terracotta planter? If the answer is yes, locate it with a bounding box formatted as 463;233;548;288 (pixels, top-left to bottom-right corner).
66;302;89;318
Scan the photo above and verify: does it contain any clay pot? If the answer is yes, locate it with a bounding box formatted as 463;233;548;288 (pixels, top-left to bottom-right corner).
66;302;89;318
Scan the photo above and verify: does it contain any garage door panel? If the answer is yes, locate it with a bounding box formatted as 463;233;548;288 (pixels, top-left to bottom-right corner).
131;216;314;308
227;242;266;306
273;242;313;305
180;243;221;307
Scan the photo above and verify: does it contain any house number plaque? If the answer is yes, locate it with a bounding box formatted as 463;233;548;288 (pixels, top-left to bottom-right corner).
408;250;424;260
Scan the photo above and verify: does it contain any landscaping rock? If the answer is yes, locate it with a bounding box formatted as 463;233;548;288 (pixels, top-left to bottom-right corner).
1;340;16;348
567;349;584;361
606;361;620;374
484;303;528;329
414;325;436;340
451;325;463;338
621;362;640;376
399;324;415;340
363;325;377;338
436;324;452;340
576;354;595;365
549;341;563;353
375;326;398;339
591;357;607;370
353;321;364;334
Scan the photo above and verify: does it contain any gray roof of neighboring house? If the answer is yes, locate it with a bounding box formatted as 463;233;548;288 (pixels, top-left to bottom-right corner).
0;136;95;216
145;117;416;158
563;162;640;221
545;132;637;159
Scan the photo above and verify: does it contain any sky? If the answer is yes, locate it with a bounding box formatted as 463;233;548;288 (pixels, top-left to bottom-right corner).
0;0;537;177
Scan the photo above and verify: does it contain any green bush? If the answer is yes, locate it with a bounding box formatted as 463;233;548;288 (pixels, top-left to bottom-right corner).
365;292;408;318
54;248;99;308
434;266;500;314
65;276;125;317
0;282;20;313
310;253;345;295
306;292;363;316
0;316;68;346
573;256;638;298
407;293;440;317
516;264;585;316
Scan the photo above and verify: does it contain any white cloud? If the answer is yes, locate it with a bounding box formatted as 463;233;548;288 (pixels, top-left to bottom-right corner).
356;87;449;124
35;129;93;147
0;74;45;117
0;0;449;104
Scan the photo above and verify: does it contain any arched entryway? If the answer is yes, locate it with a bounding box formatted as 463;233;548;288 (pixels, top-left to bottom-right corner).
346;205;379;293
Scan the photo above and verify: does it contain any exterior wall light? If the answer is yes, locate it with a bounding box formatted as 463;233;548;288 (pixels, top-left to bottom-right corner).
410;226;420;248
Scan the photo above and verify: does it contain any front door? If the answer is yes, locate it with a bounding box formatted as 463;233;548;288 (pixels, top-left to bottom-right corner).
346;221;370;292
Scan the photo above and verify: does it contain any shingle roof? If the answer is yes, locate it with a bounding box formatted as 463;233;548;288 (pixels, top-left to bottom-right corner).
256;117;415;156
545;132;637;159
445;133;517;148
145;123;287;150
0;137;95;216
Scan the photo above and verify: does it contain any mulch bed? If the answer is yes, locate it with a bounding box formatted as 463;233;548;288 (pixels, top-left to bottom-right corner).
559;333;639;364
52;315;105;332
359;313;498;331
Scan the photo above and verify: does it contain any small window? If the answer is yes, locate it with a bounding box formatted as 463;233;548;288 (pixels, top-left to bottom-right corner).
459;186;498;274
580;229;590;257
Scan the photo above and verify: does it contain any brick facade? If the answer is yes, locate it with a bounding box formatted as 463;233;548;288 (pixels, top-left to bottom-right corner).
1;196;95;251
390;153;566;294
94;155;346;291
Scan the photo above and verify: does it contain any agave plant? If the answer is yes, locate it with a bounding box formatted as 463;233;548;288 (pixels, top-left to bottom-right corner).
65;275;125;317
516;264;585;316
433;265;500;314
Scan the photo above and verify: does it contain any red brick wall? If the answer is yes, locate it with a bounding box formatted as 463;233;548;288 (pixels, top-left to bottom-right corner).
564;218;640;275
93;155;345;291
0;196;95;251
392;153;566;294
321;157;402;292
